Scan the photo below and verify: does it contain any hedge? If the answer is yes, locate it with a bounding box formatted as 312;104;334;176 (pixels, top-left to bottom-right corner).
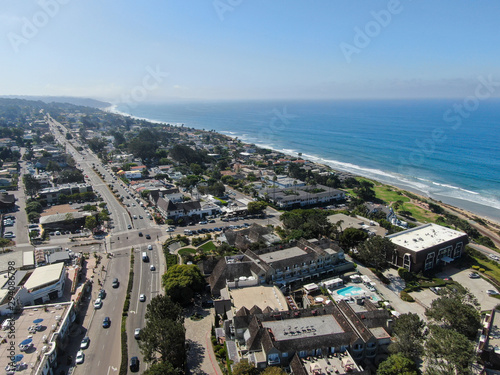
400;290;415;302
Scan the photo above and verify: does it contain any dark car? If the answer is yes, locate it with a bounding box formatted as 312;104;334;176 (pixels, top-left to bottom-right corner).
138;232;143;237
145;234;151;240
102;317;111;328
112;278;119;288
98;289;106;299
129;356;139;372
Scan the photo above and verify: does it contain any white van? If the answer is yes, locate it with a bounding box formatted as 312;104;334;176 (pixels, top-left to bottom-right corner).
142;252;149;262
1;319;12;331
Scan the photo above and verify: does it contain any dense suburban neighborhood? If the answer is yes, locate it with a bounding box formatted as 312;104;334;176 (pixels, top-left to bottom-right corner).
1;97;500;375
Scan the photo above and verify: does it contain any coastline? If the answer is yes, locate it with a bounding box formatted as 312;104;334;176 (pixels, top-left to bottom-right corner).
103;105;500;228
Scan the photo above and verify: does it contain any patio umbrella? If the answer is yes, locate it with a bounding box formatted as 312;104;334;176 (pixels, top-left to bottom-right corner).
13;354;24;363
20;338;32;346
33;318;43;324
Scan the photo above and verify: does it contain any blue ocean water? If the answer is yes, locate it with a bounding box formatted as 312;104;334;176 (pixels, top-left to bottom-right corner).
114;99;500;221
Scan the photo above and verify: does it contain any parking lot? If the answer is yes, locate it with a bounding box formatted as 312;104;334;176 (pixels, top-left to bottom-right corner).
409;266;500;311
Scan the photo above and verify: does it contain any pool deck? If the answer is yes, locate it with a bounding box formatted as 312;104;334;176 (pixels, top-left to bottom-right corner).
330;283;380;303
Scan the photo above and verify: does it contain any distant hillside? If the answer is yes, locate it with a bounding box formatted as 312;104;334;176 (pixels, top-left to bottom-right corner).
0;96;110;109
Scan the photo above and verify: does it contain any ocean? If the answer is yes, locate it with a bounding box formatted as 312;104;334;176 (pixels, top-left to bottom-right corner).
113;99;500;222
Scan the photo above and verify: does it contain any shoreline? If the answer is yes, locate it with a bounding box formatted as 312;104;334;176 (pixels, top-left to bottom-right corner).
102;105;500;229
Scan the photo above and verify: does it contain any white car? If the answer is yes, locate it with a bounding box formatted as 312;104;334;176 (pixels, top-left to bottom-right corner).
75;350;85;364
487;290;499;295
94;298;102;309
134;328;141;339
80;336;90;349
139;294;146;302
147;244;153;250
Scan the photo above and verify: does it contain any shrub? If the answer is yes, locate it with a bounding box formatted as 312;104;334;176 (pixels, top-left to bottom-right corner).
472;265;480;270
479;268;486;272
400;290;415;302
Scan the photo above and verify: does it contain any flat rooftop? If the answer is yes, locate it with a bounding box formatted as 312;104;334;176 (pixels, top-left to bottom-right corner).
24;263;64;291
230;285;288;312
0;303;71;371
263;315;344;341
259;247;306;263
387;223;466;252
487;309;500;352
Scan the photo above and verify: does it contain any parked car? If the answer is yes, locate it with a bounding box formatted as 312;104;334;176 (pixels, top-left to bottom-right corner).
487;289;499;295
80;336;90;349
134;328;141;339
129;356;139;372
98;289;106;299
469;272;480;279
147;244;153;250
138;232;143;237
127;224;132;229
75;350;85;364
94;298;102;309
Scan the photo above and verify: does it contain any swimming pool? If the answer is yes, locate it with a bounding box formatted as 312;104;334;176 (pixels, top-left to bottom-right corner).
336;286;365;297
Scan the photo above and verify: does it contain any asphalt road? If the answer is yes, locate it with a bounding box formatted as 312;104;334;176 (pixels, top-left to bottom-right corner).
126;241;162;374
73;249;130;375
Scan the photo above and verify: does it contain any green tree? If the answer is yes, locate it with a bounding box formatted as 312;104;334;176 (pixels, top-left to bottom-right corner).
357;236;395;270
26;201;43;213
142;361;179;375
189;163;203;175
138;295;185;369
262;366;287;375
354;180;376;201
232;360;258;375
162;264;205;305
247;201;267;214
339;228;368;250
27;211;41;222
388;313;426;361
23;174;40;198
377;353;418;375
425;293;480;340
280;209;331;239
84;215;97;231
424;325;475;375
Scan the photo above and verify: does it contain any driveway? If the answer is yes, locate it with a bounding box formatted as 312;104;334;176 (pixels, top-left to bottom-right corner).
184;305;223;375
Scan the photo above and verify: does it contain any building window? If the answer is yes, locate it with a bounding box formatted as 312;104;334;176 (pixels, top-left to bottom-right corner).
268;353;280;365
403;253;411;271
282;352;288;358
299;351;307;358
454;242;463;258
425;253;435;270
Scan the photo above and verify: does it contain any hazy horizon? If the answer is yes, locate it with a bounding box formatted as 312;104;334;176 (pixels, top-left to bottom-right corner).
1;1;500;102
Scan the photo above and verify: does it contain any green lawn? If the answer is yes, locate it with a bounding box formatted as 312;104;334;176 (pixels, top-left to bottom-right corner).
198;241;217;253
178;247;197;256
373;185;410;204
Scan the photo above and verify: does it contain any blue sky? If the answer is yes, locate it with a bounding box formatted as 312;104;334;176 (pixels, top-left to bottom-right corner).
1;0;499;101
